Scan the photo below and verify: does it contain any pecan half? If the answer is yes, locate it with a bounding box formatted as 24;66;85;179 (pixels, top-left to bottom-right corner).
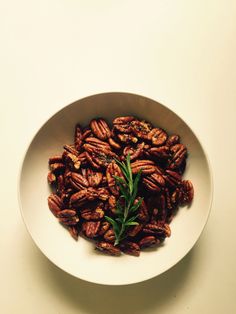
143;173;165;192
163;170;182;188
180;180;194;205
48;194;63;216
131;120;152;139
98;221;110;236
131;159;156;175
108;138;121;150
49;163;65;173
47;172;56;184
137;198;149;222
49;156;63;164
143;223;171;237
117;133;138;144
63;152;81;170
120;242;140;256
86;168;103;187
80;207;104;220
169;144;187;170
103;229;115;243
69;172;89;190
90;118;111;140
70;189;89;207
127;223;143;237
96;241;121;256
123;142;145;161
139;236;159;248
166;134;180;147
147;128;167;146
113;116;135;133
84;137;111;153
74;123;83;151
149;146;170;159
106;161;123;196
82;221;101;238
58;209;79;225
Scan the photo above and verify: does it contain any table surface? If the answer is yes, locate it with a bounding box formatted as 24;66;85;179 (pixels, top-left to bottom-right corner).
1;1;236;313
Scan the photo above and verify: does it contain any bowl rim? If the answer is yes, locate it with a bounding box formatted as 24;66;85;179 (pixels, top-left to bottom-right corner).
17;91;214;286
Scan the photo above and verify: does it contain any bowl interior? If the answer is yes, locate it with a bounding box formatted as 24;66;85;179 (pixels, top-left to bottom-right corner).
19;92;212;285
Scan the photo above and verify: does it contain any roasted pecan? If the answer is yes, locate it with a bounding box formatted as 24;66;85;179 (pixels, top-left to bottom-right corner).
90;150;118;168
68;226;79;240
149;146;170;159
131;159;156;175
49;163;65;173
123;142;145;161
84;137;111;152
108;195;117;214
63;152;81;170
113;116;135;133
86;168;103;187
147;128;167;146
163;170;182;188
90;118;111;140
96;187;110;201
82;221;101;238
143;223;171;237
85;151;100;169
56;174;64;195
70;189;89;207
169;144;187;170
103;229;115;243
120;241;140;256
95;241;121;256
81;128;92;140
166;134;180;147
143;173;165;192
165;188;172;211
108;138;121;150
48;194;63;216
63;144;79;156
106;161;123;196
136;198;149;222
77;152;88;165
139;236;158;248
47;172;56;184
131;120;152;139
117;133;138;144
80;207;104;220
74;123;83;151
58;209;79;225
49;156;63;164
98;221;110;236
127;223;143;237
180;180;194;205
69;172;89;190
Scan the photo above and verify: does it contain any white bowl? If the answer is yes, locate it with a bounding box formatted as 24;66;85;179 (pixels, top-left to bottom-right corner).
18;92;213;285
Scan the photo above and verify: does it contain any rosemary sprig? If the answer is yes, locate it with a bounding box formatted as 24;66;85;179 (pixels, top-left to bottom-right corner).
105;154;143;246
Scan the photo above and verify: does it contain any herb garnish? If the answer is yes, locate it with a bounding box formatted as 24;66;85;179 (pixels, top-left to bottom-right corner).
105;154;143;245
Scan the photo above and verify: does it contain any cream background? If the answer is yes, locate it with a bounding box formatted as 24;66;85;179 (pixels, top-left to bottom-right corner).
0;0;235;313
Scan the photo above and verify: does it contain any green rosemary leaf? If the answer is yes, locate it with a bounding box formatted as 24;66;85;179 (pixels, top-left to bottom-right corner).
125;221;139;226
129;198;143;213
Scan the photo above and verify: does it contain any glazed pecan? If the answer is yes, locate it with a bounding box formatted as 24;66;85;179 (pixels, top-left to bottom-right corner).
131;120;152;139
98;221;110;236
139;236;158;248
147;128;167;146
180;180;194;205
81;207;104;220
103;229;115;243
49;155;63;164
70;189;88;207
120;242;140;256
143;173;165;192
166;134;180;147
106;161;123;196
163;170;182;188
49;163;65;173
108;138;121;150
123;142;145;161
96;241;121;256
149;146;170;159
85;149;117;169
82;221;101;238
137;198;149;222
113;116;135;133
108;195;117;214
47;172;56;184
69;172;89;190
57;209;79;225
169;144;187;170
84;137;111;153
90;118;111;140
63;144;79;156
81;128;92;140
74;123;83;151
131;159;156;175
86;168;103;187
127;223;143;237
117;133;138;144
48;194;63;216
143;223;171;237
63;152;81;170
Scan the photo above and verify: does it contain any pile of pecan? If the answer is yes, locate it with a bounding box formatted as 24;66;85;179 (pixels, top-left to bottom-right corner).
47;116;194;256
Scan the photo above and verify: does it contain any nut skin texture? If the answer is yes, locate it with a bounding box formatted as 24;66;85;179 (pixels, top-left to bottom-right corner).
90;118;111;140
123;142;145;161
139;236;159;249
58;209;80;225
143;173;166;192
166;134;180;147
47;172;56;184
180;180;194;205
74;124;83;151
149;146;170;159
106;162;123;196
108;138;121;150
82;221;101;238
86;168;103;187
148;128;167;146
131;160;156;175
96;242;121;256
81;207;104;221
103;229;116;243
131;120;152;139
48;194;63;216
113;116;135;133
120;242;140;256
169;144;187;170
70;172;89;190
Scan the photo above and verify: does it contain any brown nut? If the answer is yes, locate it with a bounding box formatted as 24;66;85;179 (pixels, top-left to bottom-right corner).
131;120;152;139
63;144;79;156
166;134;180;147
82;221;101;238
108;138;121;150
123;142;145;161
86;168;103;187
139;236;159;248
147;128;167;146
69;172;89;190
127;223;143;237
98;221;111;236
180;180;194;205
47;172;56;184
70;189;89;207
120;241;140;256
74;123;83;151
143;223;171;237
81;128;92;140
149;146;170;159
49;155;63;164
164;170;182;188
84;137;111;152
58;209;80;225
63;152;81;170
103;229;115;243
48;194;64;217
49;163;65;173
136;198;149;222
131;159;156;175
143;173;166;192
90;118;111;140
106;161;123;196
117;133;138;144
169;144;187;170
95;241;121;256
85;151;101;169
81;207;104;220
113;116;135;133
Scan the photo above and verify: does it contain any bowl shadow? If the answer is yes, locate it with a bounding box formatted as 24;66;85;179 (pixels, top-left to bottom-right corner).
23;231;195;314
